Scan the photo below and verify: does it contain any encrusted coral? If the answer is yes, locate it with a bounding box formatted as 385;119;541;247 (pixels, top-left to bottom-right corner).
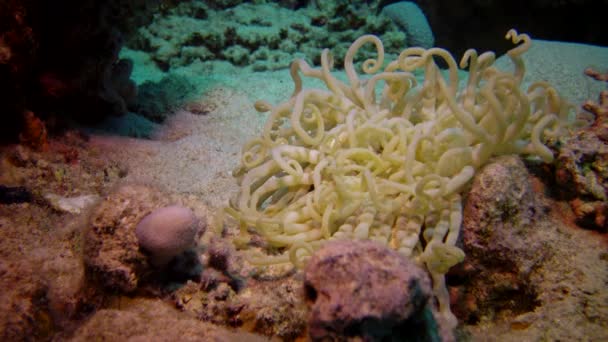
582;67;608;142
304;240;442;341
131;1;403;71
553;67;608;231
227;30;572;326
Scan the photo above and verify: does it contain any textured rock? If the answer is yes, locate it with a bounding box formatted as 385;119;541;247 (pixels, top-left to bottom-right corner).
83;184;169;292
555;131;608;231
135;205;202;268
456;155;548;323
0;261;52;341
455;155;608;341
69;298;267;342
303;239;445;341
233;277;307;340
43;193;100;214
552;70;608;232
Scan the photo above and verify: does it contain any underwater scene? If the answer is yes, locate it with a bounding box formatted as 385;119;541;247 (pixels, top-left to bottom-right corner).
1;0;607;341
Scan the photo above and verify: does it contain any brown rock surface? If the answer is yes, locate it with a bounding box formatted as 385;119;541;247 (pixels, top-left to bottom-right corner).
69;298;267;341
83;184;168;292
455;155;608;341
303;239;446;341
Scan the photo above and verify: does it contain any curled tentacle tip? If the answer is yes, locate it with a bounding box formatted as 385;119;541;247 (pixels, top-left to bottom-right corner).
505;29;518;39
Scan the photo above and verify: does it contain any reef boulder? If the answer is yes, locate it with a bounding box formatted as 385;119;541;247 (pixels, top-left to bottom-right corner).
303;239;448;341
83;184;168;292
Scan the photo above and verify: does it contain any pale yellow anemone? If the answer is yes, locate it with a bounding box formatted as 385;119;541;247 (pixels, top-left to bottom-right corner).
226;29;572;327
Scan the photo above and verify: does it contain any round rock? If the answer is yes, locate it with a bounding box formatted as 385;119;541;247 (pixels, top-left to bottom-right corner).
135;205;200;268
303;239;441;341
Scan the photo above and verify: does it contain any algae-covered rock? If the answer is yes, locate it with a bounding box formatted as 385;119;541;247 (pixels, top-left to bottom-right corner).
303;239;448;341
457;156;548;323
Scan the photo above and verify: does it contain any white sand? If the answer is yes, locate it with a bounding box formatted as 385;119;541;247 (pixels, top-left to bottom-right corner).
495;39;608;107
92;85;269;207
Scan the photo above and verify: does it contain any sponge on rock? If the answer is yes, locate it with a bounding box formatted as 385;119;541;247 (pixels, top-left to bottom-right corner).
135;205;201;268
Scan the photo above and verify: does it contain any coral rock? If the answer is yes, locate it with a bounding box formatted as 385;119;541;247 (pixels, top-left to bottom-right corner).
83;184;169;292
458;156;547;323
69;298;267;341
303;239;445;341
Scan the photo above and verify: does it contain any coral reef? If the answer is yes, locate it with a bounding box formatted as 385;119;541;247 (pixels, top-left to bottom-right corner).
129;1;405;71
552;68;608;231
232;278;307;339
456;156;547;323
227;30;573;328
555;134;608;231
2;2;607;340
